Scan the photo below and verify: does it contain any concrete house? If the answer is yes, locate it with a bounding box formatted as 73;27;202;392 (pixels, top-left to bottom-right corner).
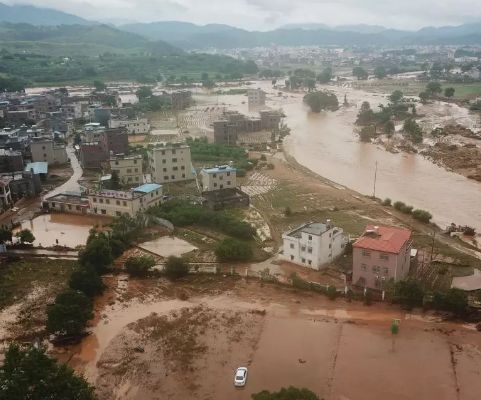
30;137;68;165
280;220;347;270
247;88;266;108
148;144;194;184
109;118;150;134
109;155;144;186
200;165;236;192
88;183;163;217
352;225;412;290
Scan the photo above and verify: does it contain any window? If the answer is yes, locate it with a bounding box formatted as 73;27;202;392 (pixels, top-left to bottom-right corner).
128;177;132;182
301;246;306;251
214;183;217;187
99;198;104;204
123;201;127;206
171;175;175;179
151;193;154;198
308;235;312;240
93;197;97;203
116;200;120;205
290;255;294;261
173;166;178;171
213;173;217;178
106;199;110;204
181;166;185;170
164;176;169;180
220;184;224;189
301;258;306;263
182;174;185;178
308;260;312;266
380;253;389;261
329;244;332;249
127;169;132;173
227;172;230;176
383;267;389;275
172;158;177;163
134;168;138;173
116;211;121;216
172;149;176;155
161;150;165;155
290;243;294;249
134;160;137;164
162;159;166;164
361;264;367;271
76;206;80;211
307;247;312;254
362;250;371;257
163;168;167;172
101;209;107;215
227;181;231;185
135;177;139;181
67;204;72;210
372;266;381;273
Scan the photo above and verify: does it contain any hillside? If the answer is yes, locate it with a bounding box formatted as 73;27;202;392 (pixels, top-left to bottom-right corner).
0;23;181;56
0;2;90;26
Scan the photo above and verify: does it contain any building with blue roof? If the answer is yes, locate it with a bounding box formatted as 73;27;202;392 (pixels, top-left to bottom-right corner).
200;165;237;192
133;183;162;194
25;161;48;176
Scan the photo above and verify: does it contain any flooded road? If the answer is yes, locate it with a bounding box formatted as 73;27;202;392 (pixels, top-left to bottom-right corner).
200;81;481;231
46;145;83;198
19;213;110;248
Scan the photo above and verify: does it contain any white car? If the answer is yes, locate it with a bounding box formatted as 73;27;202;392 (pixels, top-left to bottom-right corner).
234;367;248;387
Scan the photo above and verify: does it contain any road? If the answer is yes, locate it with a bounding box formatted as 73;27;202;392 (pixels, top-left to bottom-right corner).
44;145;83;199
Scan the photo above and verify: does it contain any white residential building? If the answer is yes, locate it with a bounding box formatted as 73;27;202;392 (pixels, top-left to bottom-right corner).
109;118;150;134
88;183;162;217
200;165;237;192
109;155;144;186
30;137;68;165
280;221;347;270
148;144;194;184
247;88;266;108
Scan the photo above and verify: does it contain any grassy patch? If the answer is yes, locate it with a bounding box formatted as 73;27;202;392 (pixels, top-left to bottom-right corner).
0;258;77;310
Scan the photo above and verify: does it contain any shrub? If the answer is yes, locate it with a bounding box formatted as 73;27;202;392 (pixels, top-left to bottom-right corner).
15;229;35;244
69;265;105;297
252;386;320;400
125;255;156;276
400;205;413;214
290;273;310;290
394;281;424;310
433;288;468;316
393;201;405;211
164;256;189;280
47;290;93;337
326;286;338;300
364;289;373;306
79;231;113;273
215;238;253;262
260;154;267;161
284;206;292;216
382;198;392;206
412;209;432;223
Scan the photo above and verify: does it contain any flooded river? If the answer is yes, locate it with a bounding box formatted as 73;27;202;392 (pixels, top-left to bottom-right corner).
200;81;481;231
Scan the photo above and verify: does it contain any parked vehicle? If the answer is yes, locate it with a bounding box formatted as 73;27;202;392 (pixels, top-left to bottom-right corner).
234;367;248;387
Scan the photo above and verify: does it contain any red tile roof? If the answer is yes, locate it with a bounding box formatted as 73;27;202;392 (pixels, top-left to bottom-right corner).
353;225;412;254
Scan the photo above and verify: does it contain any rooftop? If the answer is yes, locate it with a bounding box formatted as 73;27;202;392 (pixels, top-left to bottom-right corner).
353;225;412;254
286;221;333;238
46;192;89;206
133;183;162;194
202;165;236;174
25;162;48;175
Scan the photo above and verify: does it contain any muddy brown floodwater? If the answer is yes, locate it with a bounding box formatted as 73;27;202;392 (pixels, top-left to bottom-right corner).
18;213;111;248
199;81;481;232
67;278;481;400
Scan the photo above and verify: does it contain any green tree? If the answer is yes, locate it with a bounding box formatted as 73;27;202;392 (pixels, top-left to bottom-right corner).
419;91;429;104
0;228;12;243
394;281;424;309
79;231;113;273
109;170;121;190
136;86;153;100
93;80;106;91
252;386;320;400
164;256;190;280
433;289;468;316
317;67;332;83
0;76;26;92
125;255;155;276
215;238;253;262
15;229;35;244
47;290;93;337
444;87;455;98
374;66;387;79
0;344;95;400
303;91;339;113
389;90;404;104
69;265;105;297
412;209;432;223
304;78;316;92
353;66;368;80
360;125;376;142
384;120;395;136
426;81;442;96
403;119;423;143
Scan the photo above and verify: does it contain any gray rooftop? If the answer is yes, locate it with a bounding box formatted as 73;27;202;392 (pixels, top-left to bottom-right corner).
287;222;329;238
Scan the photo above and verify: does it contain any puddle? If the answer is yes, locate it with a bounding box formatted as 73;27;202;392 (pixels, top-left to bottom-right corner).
18;213;111;248
137;236;197;257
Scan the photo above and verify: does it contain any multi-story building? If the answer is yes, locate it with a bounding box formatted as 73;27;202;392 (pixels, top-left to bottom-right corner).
109;118;150;134
30;137;68;165
352;225;412;290
200;165;237;192
280;220;347;270
0;149;24;173
61;103;83;120
109;155;144;186
247;88;266;108
171;90;192;110
100;128;129;157
88;183;163;217
260;110;282;130
79;142;106;169
148;144;194;184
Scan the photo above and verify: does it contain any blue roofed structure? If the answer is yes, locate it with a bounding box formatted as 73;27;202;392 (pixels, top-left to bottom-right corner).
25;162;48;175
202;165;236;174
133;183;162;194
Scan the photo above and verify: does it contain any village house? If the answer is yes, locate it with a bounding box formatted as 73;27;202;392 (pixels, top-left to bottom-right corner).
43;192;90;214
109;118;150;135
148;144;194;184
88;183;163;217
352;225;412;290
199;165;237;192
30;137;68;165
280;220;347;270
109;155;144;186
247;88;266;108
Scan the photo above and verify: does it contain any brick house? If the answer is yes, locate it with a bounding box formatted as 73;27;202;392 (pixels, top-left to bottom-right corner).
352;225;412;290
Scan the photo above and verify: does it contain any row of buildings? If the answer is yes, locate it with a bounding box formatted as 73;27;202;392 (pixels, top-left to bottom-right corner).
280;221;412;291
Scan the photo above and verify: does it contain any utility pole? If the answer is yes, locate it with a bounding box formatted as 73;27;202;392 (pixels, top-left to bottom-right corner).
373;161;378;198
430;230;436;263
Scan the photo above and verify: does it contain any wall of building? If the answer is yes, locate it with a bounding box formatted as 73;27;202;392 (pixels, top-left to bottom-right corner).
149;146;194;184
109;119;150;134
200;169;237;192
110;156;144;186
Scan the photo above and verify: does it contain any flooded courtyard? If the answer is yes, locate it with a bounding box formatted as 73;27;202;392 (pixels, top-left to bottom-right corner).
19;213;111;248
66;277;481;400
137;236;197;257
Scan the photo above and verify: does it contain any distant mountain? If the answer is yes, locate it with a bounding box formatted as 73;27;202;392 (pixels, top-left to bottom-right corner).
0;23;182;56
0;2;91;26
120;21;481;49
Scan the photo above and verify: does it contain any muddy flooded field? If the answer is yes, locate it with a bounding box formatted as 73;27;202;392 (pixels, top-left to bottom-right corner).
19;213;111;248
138;236;198;258
64;276;481;400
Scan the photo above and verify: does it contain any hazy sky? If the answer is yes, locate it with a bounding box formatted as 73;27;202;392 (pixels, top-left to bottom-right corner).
4;0;481;30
